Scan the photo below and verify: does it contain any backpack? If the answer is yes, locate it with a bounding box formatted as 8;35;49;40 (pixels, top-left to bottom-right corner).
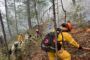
41;32;61;52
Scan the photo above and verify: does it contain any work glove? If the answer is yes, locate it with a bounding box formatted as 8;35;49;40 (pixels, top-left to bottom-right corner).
78;46;83;50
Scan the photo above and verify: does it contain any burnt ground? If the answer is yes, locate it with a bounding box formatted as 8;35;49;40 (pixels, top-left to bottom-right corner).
22;28;90;60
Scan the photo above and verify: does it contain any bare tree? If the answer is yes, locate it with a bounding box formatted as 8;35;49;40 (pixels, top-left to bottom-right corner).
14;0;18;34
57;0;59;26
72;0;76;5
52;0;58;60
4;0;12;37
33;0;39;29
26;0;32;29
61;0;66;23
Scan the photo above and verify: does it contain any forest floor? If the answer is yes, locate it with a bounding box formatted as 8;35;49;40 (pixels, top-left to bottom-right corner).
22;28;90;60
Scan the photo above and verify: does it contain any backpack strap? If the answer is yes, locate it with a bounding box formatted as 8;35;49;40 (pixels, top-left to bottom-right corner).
60;30;65;49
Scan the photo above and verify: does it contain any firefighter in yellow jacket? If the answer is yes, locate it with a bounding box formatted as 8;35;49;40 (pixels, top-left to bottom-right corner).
48;23;82;60
17;33;25;44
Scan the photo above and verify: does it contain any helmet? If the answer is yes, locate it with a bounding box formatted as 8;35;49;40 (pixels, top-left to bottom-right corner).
36;29;39;31
61;22;73;31
66;22;73;31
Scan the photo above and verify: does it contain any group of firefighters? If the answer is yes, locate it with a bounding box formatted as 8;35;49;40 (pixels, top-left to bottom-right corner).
9;28;41;60
41;21;90;60
16;29;40;43
10;21;90;60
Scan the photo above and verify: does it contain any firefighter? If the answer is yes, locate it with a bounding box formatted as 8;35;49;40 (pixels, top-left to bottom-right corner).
17;33;25;44
42;23;83;60
11;41;22;60
36;29;41;38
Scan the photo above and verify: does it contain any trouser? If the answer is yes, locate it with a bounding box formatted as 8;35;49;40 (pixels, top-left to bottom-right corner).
48;49;71;60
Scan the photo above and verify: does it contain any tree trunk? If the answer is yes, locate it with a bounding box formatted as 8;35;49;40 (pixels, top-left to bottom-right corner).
34;0;39;29
52;0;58;60
4;0;12;37
0;11;10;60
26;0;32;29
14;0;18;34
72;0;76;5
57;0;59;26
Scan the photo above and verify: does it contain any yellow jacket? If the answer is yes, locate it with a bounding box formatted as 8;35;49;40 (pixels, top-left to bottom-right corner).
17;34;24;42
48;32;79;60
58;32;80;48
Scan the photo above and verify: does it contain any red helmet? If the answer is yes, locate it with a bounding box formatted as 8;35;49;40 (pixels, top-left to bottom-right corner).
66;21;73;30
61;22;73;31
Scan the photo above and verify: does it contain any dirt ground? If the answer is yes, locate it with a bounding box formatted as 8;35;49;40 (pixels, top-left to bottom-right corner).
23;28;90;60
71;28;90;60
